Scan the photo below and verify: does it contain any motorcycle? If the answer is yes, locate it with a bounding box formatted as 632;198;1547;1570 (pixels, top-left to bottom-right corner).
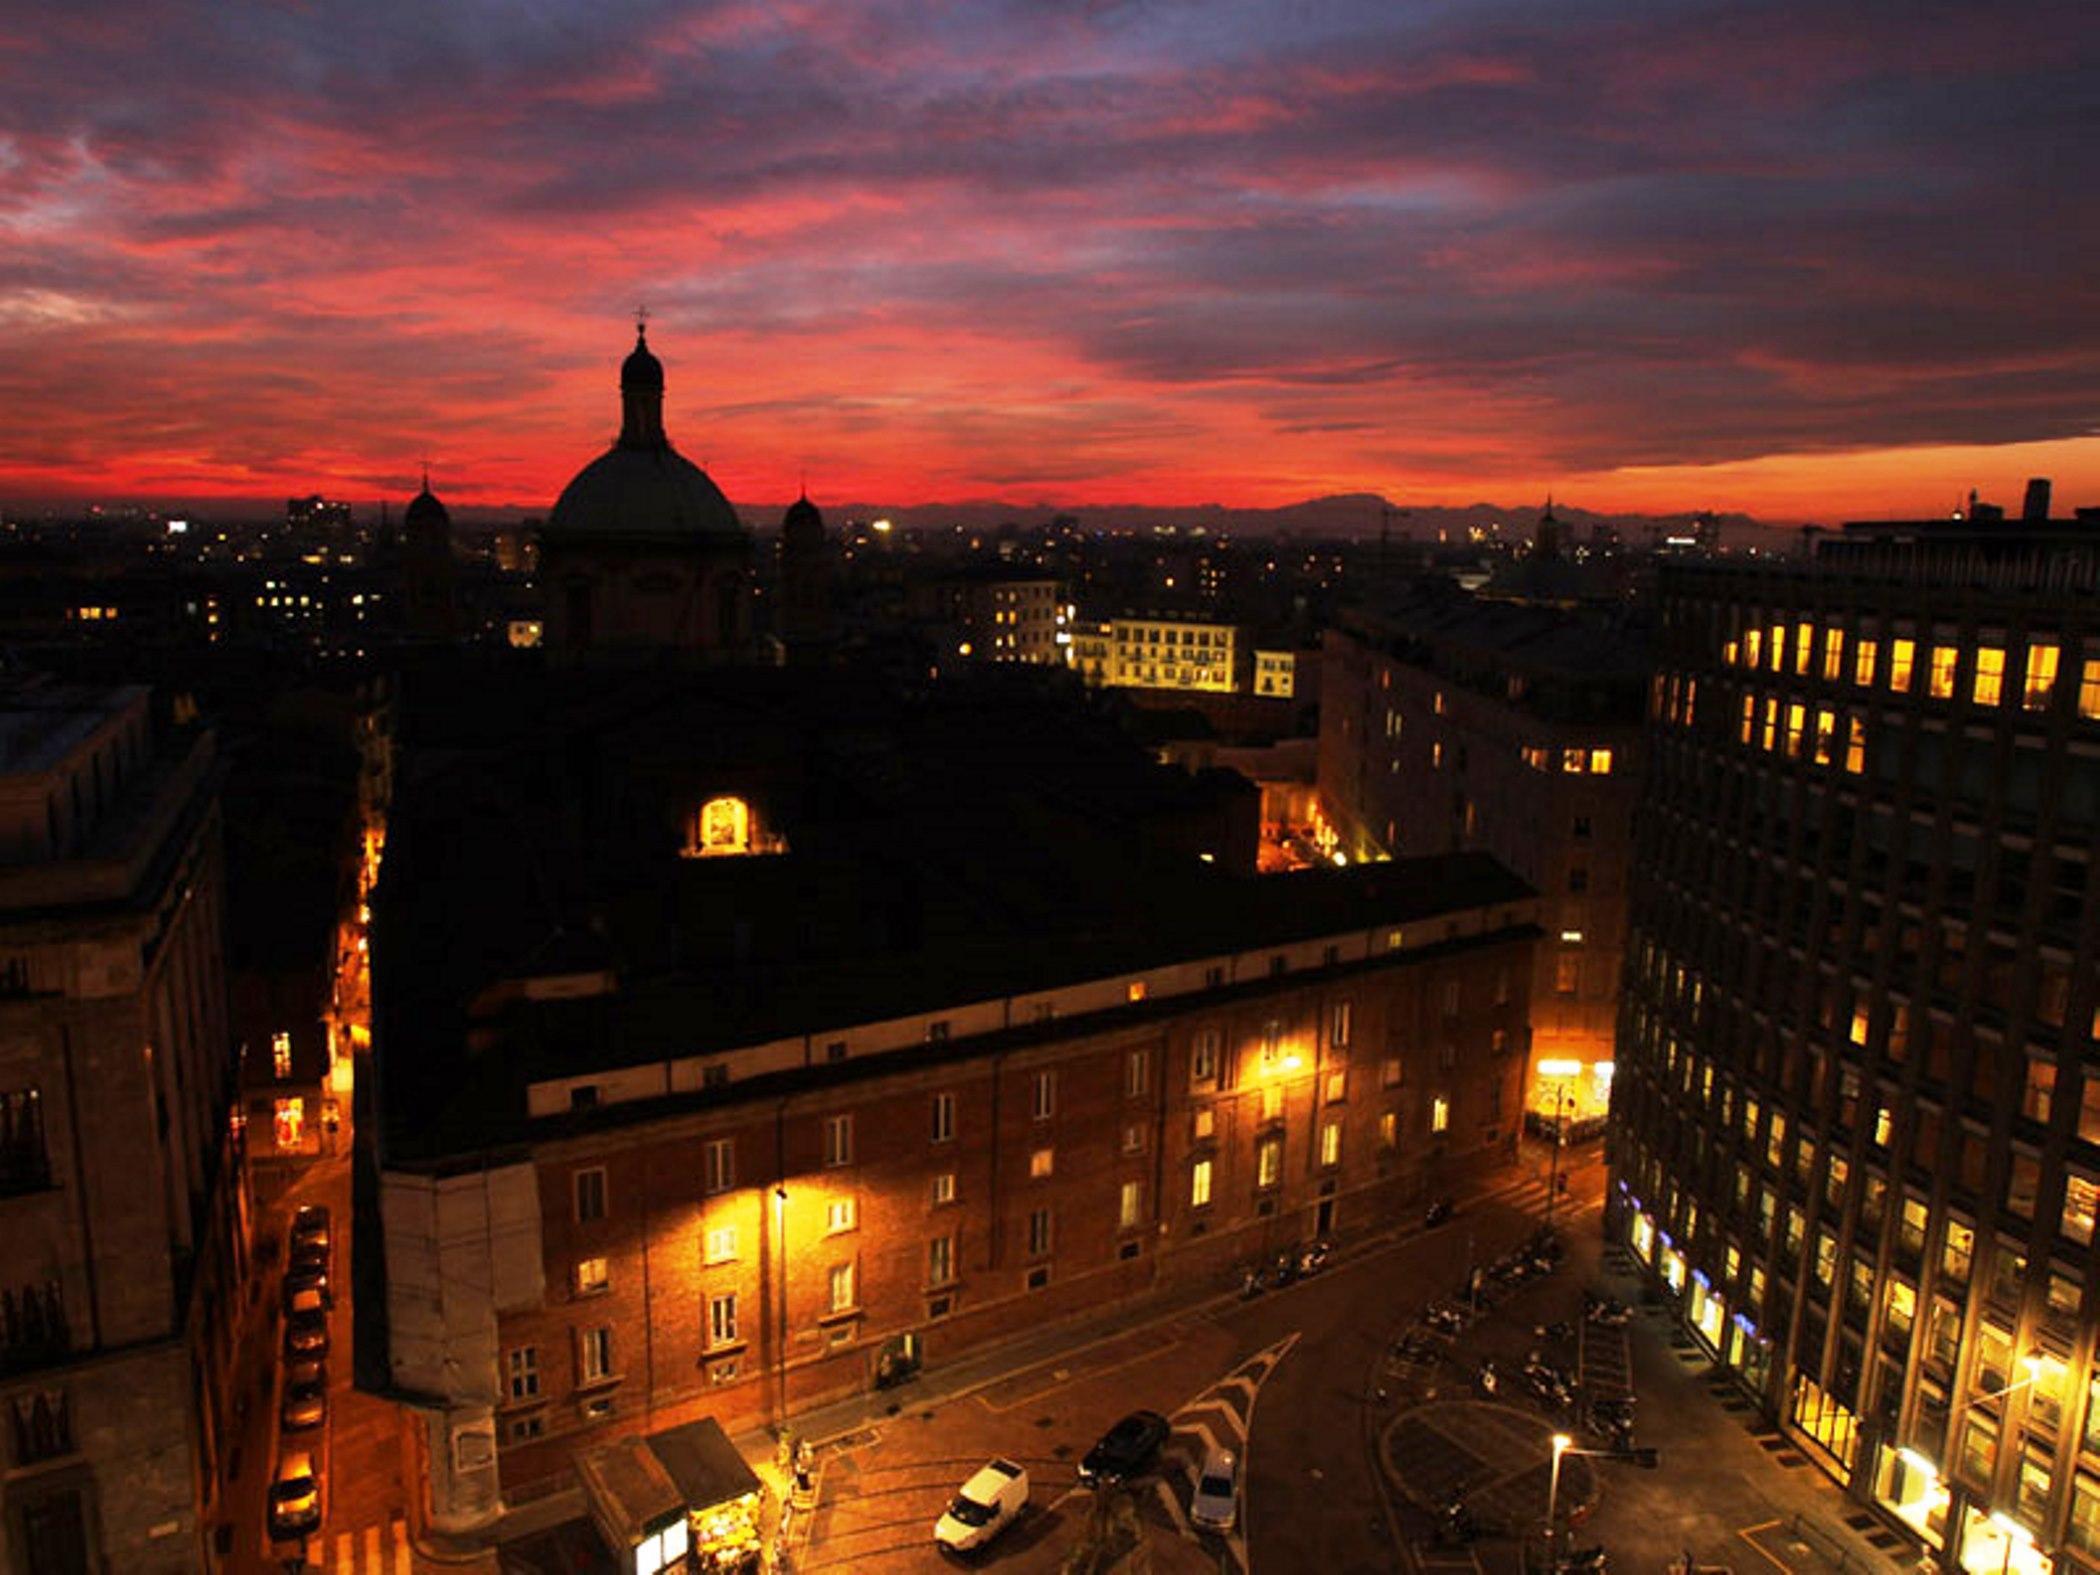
1436;1497;1481;1546
1534;1321;1575;1345
1239;1263;1264;1299
1476;1359;1501;1397
1584;1292;1633;1327
1425;1197;1456;1228
1557;1546;1609;1574
1522;1359;1574;1409
1299;1239;1333;1276
1423;1303;1467;1336
1270;1249;1301;1288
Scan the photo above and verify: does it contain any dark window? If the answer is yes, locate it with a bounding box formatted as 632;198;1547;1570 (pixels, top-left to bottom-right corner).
0;1088;50;1195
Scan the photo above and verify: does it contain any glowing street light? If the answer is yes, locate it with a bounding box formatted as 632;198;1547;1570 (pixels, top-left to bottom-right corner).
1546;1432;1573;1569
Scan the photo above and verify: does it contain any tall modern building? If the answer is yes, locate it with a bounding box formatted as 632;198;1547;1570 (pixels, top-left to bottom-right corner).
0;679;244;1574
1610;516;2100;1575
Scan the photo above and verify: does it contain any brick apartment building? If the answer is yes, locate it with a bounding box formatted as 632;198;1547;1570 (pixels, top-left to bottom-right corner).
1318;589;1647;1121
362;664;1538;1534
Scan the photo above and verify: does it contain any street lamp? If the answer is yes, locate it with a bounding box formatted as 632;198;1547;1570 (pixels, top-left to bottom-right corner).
1545;1433;1572;1572
1538;1059;1581;1229
773;1185;789;1438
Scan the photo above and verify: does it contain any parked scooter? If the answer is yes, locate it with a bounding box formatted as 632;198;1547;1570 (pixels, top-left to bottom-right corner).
1298;1238;1333;1276
1425;1197;1456;1228
1534;1320;1576;1345
1584;1291;1633;1327
1521;1356;1574;1409
1557;1545;1609;1574
1435;1497;1481;1546
1476;1358;1502;1398
1423;1303;1467;1336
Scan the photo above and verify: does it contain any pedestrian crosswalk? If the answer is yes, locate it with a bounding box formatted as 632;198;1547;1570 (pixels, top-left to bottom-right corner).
327;1515;411;1573
1146;1331;1301;1573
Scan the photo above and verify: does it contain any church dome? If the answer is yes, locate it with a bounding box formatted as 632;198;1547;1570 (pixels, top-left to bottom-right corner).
782;491;824;544
547;327;747;543
404;482;450;532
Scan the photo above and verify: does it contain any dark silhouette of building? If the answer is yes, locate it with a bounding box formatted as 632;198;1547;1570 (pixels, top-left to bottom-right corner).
775;490;834;662
540;326;753;659
400;475;459;641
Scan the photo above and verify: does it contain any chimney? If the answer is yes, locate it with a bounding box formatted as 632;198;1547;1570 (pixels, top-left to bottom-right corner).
2022;477;2052;521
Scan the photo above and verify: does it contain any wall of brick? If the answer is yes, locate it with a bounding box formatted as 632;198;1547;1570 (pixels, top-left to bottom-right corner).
485;927;1533;1494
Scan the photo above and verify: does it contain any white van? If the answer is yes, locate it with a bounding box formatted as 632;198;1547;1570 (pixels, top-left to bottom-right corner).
934;1458;1029;1552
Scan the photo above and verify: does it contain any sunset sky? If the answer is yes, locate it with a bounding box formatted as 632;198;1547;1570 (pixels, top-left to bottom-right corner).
3;0;2095;522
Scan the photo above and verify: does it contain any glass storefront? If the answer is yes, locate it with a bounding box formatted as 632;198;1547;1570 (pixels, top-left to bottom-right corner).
1791;1373;1861;1474
1659;1237;1686;1294
1688;1273;1725;1353
1629;1208;1655;1265
1874;1443;1951;1551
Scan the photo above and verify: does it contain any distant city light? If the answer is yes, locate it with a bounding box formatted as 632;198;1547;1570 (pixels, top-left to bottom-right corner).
166;518;188;534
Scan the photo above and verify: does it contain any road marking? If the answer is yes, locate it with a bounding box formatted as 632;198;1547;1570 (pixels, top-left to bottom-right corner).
1153;1478;1192;1537
1737;1520;1793;1574
393;1516;411;1573
334;1530;354;1572
364;1524;381;1570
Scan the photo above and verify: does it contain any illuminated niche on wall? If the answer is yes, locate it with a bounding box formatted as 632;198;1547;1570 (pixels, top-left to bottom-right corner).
680;795;786;859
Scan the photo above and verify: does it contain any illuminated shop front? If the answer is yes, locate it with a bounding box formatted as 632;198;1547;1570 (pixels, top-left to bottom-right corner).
1686;1271;1725;1353
1790;1374;1861;1476
1626;1197;1656;1265
1657;1233;1686;1295
1529;1054;1615;1133
1721;1313;1773;1393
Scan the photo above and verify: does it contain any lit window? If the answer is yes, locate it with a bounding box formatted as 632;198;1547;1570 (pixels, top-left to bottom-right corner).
1329;1001;1352;1048
1379;1111;1398;1149
1589;748;1613;775
1126;979;1147;1003
1854;639;1877;687
928;1235;954;1286
2024;643;2059;709
1795;622;1814;675
1762;697;1779;751
1260;1083;1284;1122
1122;1121;1145;1155
1739;693;1755;744
1723;638;1740;666
1850;1007;1870;1046
1846;718;1867;774
827;1261;856;1313
1119;1180;1143;1230
1973;647;2005;707
1256;1136;1282;1188
1320;1120;1341;1167
1744;628;1762;666
1030;1147;1054;1179
1813;708;1835;765
274;1096;305;1149
1767;624;1786;672
272;1031;292;1080
1785;703;1805;757
826;1199;856;1234
931;1172;956;1206
685;795;751;857
1561;747;1586;773
1125;1048;1150;1098
580;1327;613;1383
1890;639;1915;692
1325;1070;1347;1104
1191;1158;1213;1208
2080;660;2100;720
1929;645;1958;699
1431;1096;1450;1133
1873;1106;1893;1147
1822;628;1845;681
575;1257;609;1295
1432;742;1444;769
705;1225;737;1264
1193;1106;1215;1142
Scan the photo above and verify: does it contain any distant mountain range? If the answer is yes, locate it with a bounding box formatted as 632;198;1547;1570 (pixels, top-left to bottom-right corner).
757;493;1794;548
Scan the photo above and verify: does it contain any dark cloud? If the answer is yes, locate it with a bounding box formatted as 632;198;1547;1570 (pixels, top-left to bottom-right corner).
0;0;2095;510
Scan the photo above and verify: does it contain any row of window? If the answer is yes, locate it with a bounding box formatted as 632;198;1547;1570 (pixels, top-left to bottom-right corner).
1721;624;2100;718
1733;695;1869;773
1518;746;1617;775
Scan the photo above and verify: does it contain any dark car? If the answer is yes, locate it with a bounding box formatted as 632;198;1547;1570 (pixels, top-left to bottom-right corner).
268;1451;323;1541
1077;1410;1170;1488
291;1204;329;1242
281;1361;327;1431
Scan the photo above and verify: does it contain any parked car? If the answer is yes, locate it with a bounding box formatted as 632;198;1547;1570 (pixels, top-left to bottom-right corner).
281;1361;327;1432
1078;1410;1170;1487
284;1290;330;1359
283;1262;331;1311
934;1458;1030;1553
1188;1445;1240;1532
268;1451;323;1541
291;1204;330;1245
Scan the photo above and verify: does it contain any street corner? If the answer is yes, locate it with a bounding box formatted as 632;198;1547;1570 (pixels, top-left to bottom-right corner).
1381;1401;1598;1533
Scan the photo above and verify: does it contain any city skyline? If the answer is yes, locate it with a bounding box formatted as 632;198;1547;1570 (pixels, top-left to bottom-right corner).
4;0;2095;520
